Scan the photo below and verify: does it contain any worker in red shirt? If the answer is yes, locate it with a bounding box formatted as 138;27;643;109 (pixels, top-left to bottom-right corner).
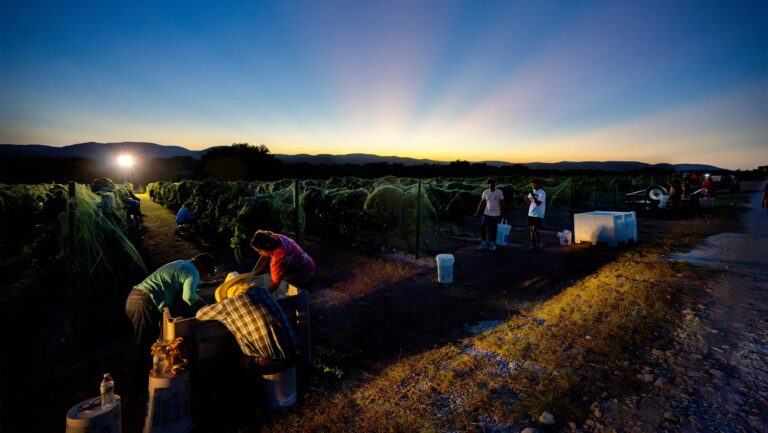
250;230;316;292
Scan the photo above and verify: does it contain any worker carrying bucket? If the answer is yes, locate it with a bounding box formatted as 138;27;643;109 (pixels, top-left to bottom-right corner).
195;284;300;410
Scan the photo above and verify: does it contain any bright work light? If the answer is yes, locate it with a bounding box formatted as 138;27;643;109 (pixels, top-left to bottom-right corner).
117;154;134;168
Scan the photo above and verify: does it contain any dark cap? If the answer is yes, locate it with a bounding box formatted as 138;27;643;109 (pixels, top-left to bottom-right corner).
192;253;216;273
486;177;496;185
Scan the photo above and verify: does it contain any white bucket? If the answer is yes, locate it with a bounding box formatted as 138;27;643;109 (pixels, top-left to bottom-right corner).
436;254;455;284
564;230;572;245
557;232;567;245
262;366;297;410
658;195;669;209
495;219;511;246
144;372;191;433
66;395;122;433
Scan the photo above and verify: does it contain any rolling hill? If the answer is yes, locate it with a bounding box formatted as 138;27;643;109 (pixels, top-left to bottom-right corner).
0;142;722;172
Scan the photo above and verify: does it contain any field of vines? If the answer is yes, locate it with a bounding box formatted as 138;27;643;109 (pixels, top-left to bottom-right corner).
0;179;146;341
147;174;670;258
0;174;671;288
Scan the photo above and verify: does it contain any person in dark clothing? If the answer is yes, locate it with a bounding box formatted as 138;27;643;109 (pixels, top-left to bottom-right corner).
668;178;683;218
124;193;143;226
175;202;202;234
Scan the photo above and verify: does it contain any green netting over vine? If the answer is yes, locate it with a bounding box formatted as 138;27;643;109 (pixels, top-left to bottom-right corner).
148;179;307;262
364;183;437;252
59;184;147;290
147;173;678;256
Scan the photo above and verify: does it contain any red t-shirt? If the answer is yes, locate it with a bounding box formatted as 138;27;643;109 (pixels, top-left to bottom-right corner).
270;235;316;286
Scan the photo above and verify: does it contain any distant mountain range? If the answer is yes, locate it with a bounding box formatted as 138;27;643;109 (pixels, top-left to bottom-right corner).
276;153;441;166
0;142;722;172
0;141;207;159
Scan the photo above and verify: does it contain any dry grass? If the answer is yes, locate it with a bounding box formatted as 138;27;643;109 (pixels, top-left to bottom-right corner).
262;199;750;432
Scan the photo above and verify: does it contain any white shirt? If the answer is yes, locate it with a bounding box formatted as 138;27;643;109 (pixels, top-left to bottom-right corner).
482;188;504;217
527;188;546;218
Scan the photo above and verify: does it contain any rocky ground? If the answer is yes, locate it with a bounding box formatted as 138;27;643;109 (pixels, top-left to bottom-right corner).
580;186;768;433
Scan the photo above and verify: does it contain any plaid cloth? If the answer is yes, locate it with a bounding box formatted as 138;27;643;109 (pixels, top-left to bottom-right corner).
196;287;298;360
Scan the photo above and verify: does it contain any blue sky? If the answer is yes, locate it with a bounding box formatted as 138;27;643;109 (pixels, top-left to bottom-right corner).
1;0;765;168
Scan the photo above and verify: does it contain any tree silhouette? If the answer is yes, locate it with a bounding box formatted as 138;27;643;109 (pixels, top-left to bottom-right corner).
200;143;284;180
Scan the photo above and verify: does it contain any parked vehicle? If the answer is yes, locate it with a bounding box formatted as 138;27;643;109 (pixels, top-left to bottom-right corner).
624;182;706;213
698;171;740;193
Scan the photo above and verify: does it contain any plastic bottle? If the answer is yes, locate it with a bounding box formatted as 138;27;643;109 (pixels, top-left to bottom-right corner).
100;373;115;409
152;353;164;377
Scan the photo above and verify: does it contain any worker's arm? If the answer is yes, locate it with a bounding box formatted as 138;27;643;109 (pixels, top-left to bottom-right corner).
474;199;486;217
191;298;207;314
198;279;223;288
181;272;202;306
269;256;288;293
251;255;270;275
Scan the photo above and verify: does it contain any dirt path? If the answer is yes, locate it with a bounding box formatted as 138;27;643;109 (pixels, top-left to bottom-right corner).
135;194;201;269
584;185;768;433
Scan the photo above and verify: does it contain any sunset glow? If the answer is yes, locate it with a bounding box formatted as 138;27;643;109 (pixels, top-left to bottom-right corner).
1;0;765;169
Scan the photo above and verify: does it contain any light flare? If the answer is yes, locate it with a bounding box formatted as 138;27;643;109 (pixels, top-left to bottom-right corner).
116;154;134;168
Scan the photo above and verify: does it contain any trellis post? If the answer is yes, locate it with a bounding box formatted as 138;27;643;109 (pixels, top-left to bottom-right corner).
415;179;422;259
66;182;77;303
594;177;598;209
293;179;301;243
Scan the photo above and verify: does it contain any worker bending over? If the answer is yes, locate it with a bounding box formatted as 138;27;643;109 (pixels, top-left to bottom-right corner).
125;253;217;375
196;286;299;374
250;230;316;293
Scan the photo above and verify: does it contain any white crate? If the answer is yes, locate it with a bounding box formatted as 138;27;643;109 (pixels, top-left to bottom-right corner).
574;211;638;247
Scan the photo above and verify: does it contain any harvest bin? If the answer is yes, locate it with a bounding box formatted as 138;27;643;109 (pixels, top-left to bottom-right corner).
161;281;311;397
574;211;637;247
